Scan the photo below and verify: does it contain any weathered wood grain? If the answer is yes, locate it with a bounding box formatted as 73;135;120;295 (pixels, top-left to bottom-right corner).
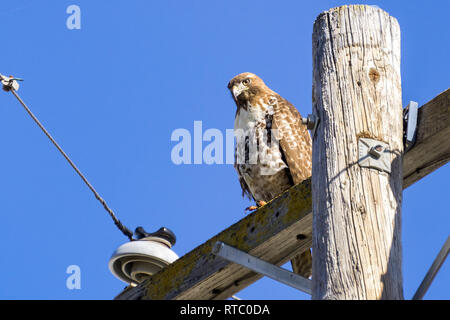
312;5;404;299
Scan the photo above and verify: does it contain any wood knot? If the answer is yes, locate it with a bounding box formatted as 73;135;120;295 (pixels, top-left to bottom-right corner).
368;68;380;83
296;234;307;240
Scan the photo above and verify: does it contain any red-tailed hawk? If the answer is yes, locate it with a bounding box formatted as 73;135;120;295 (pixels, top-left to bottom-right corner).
228;72;312;278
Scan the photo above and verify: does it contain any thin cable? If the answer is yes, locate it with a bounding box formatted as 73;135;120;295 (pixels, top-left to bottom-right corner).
9;88;134;241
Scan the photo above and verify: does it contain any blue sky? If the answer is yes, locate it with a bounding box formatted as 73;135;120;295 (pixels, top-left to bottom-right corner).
0;0;448;300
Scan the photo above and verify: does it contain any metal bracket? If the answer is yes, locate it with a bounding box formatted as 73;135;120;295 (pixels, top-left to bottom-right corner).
403;101;418;152
0;73;22;92
212;241;312;295
358;138;391;173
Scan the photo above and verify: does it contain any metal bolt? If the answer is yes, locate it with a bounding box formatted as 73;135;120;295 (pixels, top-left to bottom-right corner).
302;114;317;130
368;145;384;159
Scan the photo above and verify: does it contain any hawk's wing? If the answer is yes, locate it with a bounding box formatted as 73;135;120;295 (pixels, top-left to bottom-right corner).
271;95;312;184
272;95;313;278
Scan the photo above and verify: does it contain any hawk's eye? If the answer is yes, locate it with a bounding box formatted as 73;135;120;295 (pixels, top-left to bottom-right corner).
242;78;251;86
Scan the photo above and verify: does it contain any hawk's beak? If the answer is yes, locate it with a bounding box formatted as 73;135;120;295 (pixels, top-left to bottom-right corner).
232;84;245;99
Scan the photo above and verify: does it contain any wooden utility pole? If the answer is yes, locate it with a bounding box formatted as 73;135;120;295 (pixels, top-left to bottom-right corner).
312;5;404;299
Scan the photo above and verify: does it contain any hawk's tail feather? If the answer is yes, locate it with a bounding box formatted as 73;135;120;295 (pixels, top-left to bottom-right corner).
290;249;312;279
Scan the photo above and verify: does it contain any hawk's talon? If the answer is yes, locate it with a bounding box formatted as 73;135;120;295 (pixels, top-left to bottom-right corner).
256;200;267;207
245;200;267;212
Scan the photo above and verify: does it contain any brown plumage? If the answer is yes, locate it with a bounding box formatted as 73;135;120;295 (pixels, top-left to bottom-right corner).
229;72;312;278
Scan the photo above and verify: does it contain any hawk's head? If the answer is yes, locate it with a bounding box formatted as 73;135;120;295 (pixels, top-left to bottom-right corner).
227;72;269;106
